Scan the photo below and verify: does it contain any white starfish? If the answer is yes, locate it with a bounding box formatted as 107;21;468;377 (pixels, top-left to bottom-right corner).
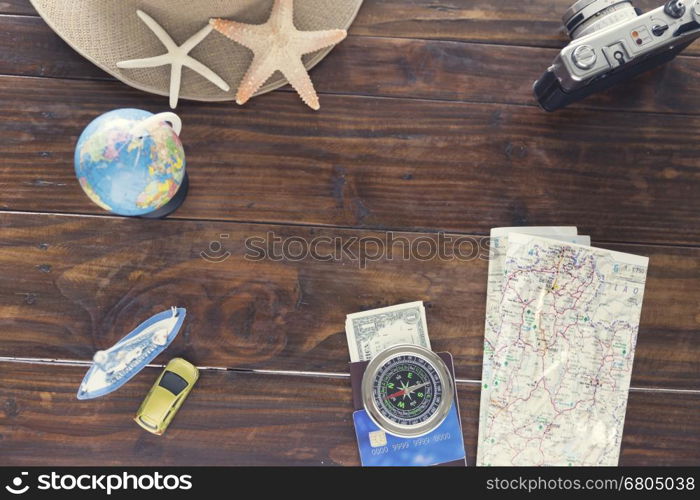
117;10;230;109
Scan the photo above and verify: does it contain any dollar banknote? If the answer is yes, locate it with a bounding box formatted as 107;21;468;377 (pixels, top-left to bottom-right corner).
345;301;430;362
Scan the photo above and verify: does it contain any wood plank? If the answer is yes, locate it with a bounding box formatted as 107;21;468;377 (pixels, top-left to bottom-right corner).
1;362;698;465
353;0;700;57
0;15;110;81
4;14;700;115
353;0;583;47
1;76;700;246
0;213;698;390
0;0;34;16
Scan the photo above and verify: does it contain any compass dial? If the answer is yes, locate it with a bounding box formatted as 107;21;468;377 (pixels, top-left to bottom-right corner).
361;344;454;437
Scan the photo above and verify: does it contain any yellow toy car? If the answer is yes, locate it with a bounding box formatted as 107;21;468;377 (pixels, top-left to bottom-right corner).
134;358;198;435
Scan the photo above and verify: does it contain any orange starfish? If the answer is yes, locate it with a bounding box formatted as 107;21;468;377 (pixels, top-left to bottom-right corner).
210;0;347;110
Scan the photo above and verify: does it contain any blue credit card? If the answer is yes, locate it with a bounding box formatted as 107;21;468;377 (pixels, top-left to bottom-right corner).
353;403;466;466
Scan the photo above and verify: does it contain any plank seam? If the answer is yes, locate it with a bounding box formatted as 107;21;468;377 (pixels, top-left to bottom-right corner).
349;32;700;60
2;208;700;250
1;357;698;394
4;72;700;119
0;12;38;19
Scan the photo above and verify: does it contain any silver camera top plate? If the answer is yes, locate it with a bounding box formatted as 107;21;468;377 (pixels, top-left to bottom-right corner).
553;0;700;90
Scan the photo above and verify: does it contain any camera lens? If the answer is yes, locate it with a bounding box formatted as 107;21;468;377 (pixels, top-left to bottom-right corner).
564;0;639;39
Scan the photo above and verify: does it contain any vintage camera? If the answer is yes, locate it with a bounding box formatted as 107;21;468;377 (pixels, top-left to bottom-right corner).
534;0;700;111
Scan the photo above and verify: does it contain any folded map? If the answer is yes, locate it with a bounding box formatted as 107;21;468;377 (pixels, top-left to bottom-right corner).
477;232;648;466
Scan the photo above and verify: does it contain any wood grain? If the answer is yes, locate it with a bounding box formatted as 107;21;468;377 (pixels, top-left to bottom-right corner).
4;14;700;115
0;213;697;389
1;362;698;465
1;0;699;467
0;15;110;81
0;0;33;16
353;0;700;57
2;76;700;245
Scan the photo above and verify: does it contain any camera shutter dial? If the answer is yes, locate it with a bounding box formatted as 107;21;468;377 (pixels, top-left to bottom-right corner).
664;0;686;18
572;45;598;69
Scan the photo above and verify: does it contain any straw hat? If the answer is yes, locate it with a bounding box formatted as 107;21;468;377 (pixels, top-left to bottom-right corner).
30;0;363;105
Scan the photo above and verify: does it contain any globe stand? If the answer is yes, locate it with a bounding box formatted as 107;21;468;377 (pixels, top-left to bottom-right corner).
138;172;189;219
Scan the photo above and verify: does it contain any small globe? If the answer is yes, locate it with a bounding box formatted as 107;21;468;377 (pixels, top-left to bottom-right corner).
75;108;186;216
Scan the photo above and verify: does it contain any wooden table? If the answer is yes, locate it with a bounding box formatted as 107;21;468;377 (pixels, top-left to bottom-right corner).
1;0;699;466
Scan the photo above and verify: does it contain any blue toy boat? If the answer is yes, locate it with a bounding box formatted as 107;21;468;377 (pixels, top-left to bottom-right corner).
77;307;186;400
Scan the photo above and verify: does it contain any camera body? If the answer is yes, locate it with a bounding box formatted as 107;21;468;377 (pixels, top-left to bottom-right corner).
534;0;700;111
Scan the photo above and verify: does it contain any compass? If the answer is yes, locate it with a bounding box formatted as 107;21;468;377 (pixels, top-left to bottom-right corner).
361;344;454;437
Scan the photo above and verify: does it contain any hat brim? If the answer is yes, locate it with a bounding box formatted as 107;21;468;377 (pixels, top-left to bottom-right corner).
30;0;363;103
